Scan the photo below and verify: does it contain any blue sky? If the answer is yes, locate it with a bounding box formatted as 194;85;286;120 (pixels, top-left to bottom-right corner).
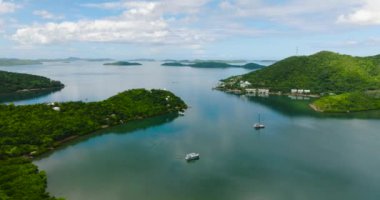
0;0;380;60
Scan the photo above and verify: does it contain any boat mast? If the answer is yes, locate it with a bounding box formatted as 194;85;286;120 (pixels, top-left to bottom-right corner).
258;114;261;124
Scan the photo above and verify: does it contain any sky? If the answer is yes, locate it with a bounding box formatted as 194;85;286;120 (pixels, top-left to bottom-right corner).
0;0;380;60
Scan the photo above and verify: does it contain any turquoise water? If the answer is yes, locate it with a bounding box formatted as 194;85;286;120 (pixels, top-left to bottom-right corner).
1;62;380;200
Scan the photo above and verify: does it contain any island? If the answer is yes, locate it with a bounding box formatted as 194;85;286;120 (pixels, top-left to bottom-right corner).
0;89;187;199
0;58;42;66
103;61;142;66
162;61;264;69
0;70;64;94
217;51;380;113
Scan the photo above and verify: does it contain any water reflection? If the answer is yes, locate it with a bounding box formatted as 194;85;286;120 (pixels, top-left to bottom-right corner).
226;93;380;119
35;113;180;159
0;88;63;103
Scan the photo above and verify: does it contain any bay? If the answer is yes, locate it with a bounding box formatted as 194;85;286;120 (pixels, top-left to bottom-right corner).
1;61;380;200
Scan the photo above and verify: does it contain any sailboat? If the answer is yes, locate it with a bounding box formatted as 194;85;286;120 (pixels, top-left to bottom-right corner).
253;114;265;129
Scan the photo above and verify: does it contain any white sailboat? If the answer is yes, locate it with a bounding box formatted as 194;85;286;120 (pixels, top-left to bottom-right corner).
253;114;265;129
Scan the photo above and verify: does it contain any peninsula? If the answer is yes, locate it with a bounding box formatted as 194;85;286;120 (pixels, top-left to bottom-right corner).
0;70;64;94
104;61;142;66
217;51;380;113
0;89;187;199
162;61;264;69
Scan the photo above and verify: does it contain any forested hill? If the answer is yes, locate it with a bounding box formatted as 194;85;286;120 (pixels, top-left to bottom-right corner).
0;89;187;199
222;51;380;94
0;70;64;94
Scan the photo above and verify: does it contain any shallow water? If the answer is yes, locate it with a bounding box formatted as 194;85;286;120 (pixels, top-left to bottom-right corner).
2;61;380;200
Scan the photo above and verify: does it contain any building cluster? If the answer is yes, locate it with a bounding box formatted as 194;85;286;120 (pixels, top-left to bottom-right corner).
239;80;251;88
291;89;311;94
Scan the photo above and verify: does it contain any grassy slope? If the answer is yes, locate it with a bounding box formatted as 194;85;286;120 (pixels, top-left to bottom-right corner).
0;70;64;94
312;91;380;112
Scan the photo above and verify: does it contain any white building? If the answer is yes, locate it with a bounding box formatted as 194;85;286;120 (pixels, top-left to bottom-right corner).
258;89;269;94
239;81;251;88
52;107;60;111
291;89;298;93
245;89;257;93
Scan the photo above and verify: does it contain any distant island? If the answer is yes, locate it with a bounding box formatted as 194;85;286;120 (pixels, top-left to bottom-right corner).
217;51;380;113
162;59;249;63
0;89;187;199
104;61;142;66
129;58;156;62
0;58;114;66
0;59;42;66
0;70;64;94
162;61;264;69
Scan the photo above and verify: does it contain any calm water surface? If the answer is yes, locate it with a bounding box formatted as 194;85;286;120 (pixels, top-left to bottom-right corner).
1;62;380;200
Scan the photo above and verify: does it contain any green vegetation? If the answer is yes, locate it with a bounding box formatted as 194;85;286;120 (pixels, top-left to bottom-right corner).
223;51;380;93
162;61;264;69
240;63;264;69
0;70;64;94
0;158;62;200
0;59;42;66
104;61;142;66
220;51;380;113
0;89;187;199
162;62;189;66
312;91;380;113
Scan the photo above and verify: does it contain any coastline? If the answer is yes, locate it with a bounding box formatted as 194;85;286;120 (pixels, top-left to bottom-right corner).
15;86;64;93
30;112;181;160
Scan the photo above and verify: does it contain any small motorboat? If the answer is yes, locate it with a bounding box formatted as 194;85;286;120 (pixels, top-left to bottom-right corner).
185;153;200;161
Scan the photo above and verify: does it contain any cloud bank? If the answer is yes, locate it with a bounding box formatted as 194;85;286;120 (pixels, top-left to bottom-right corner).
12;1;211;45
0;0;18;14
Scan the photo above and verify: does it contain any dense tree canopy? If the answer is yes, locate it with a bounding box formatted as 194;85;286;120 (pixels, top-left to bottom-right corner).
0;70;64;94
0;89;187;199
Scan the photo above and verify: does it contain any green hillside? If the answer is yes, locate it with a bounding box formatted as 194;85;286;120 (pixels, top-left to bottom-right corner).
219;51;380;113
0;70;64;94
312;91;380;113
223;51;380;93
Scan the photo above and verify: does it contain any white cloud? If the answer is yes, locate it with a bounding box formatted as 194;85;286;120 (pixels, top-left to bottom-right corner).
0;0;18;14
337;0;380;25
82;0;210;14
33;10;64;20
12;1;212;45
218;0;361;31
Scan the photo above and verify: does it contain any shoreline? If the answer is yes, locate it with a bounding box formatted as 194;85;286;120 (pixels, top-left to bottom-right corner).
15;86;64;93
309;103;323;112
29;112;182;160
